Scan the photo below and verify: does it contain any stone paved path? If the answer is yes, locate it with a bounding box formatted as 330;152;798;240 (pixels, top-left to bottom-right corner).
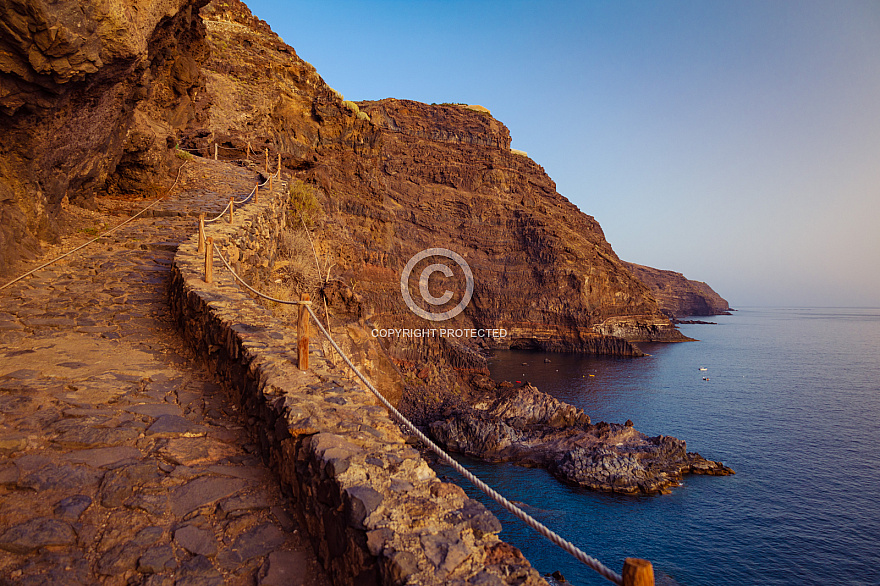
0;159;330;585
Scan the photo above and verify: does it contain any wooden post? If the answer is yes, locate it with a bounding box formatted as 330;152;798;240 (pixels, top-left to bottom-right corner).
277;152;281;177
198;213;205;253
214;143;218;160
254;183;259;204
622;558;654;586
298;293;310;370
265;147;269;171
204;237;214;284
228;197;234;223
268;174;273;190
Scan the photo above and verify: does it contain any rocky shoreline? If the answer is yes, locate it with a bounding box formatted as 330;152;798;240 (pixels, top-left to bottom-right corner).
425;376;733;495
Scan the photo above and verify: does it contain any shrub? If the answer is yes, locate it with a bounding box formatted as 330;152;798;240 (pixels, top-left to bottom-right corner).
356;111;371;122
288;180;322;227
511;148;528;157
273;229;323;304
342;100;359;114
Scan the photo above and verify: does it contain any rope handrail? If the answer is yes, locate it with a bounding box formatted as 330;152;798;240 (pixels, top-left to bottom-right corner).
2;148;277;289
203;200;232;224
233;186;256;206
209;246;624;585
177;144;249;152
1;161;187;291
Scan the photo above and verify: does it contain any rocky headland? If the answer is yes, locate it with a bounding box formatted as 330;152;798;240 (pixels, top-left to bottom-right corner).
426;377;733;495
623;262;731;318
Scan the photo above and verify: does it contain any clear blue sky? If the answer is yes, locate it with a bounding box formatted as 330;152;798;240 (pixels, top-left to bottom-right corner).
244;0;880;307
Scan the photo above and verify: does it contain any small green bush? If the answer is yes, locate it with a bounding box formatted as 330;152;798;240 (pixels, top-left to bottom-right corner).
342;100;359;114
356;111;370;122
288;180;322;226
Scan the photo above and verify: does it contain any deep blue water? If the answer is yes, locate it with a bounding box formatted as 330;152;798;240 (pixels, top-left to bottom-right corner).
433;308;880;585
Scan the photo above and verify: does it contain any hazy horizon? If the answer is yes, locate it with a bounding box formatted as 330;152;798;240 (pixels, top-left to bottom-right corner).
244;0;880;308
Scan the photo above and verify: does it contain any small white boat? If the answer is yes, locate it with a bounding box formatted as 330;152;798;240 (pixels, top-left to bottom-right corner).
699;367;708;371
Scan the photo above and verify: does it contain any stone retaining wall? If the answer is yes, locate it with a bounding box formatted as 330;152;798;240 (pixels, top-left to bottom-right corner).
168;182;546;586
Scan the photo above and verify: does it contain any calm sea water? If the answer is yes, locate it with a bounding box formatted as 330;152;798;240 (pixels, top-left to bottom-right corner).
433;308;880;585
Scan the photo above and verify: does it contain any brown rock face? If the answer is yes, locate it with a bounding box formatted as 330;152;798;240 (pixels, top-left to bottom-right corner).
0;0;209;275
624;262;731;317
2;0;706;392
310;99;688;358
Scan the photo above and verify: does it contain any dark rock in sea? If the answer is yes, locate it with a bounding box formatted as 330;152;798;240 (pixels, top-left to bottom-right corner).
429;383;733;495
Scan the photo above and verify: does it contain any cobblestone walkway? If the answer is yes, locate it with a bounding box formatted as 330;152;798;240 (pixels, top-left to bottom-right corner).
0;159;329;585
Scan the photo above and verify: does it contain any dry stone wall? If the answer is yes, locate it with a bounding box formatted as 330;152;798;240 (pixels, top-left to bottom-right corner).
169;183;547;586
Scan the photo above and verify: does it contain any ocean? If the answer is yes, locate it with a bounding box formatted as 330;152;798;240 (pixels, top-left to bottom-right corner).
433;308;880;585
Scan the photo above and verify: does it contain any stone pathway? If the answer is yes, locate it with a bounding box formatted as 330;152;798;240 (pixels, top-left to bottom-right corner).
0;159;330;585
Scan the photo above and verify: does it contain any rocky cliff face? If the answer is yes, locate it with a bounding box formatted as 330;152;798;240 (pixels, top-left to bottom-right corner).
0;0;211;274
2;0;702;395
623;262;731;317
311;98;689;356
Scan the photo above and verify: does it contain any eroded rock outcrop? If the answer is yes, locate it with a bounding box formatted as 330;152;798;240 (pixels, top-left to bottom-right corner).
429;381;733;495
0;0;210;274
624;262;731;317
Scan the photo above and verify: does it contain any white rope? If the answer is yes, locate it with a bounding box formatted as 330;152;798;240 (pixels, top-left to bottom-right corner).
233;186;257;206
1;161;187;291
208;246;624;585
215;248;305;306
203;200;232;224
303;303;625;585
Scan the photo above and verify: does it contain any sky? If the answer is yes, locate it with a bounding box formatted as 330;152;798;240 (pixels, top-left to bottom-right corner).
243;0;880;307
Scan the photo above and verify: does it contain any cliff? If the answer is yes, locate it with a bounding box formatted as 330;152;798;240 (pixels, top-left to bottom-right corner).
322;98;687;354
623;262;731;317
2;0;707;394
0;0;211;273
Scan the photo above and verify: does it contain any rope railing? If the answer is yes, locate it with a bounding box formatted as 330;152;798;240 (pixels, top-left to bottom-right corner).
0;161;187;291
177;142;285;178
203;200;233;224
1;142;283;291
203;241;652;586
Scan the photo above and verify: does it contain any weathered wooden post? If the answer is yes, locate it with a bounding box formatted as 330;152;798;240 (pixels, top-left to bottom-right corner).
204;237;214;284
298;293;310;370
622;558;654;586
198;213;206;253
214;143;218;160
268;173;273;191
277;152;281;177
264;147;269;171
254;183;259;204
228;197;234;223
